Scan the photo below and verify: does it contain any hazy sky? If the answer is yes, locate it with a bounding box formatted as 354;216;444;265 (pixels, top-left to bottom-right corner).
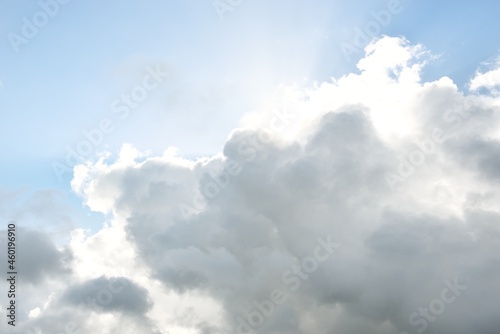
1;1;500;334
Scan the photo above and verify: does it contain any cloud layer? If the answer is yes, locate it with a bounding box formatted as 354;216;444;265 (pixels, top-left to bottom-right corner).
3;36;500;334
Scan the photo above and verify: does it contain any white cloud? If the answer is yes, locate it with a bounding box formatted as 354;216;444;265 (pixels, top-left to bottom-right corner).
7;36;500;334
470;58;500;95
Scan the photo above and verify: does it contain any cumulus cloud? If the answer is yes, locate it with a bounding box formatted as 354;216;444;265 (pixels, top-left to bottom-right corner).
470;58;500;95
6;36;500;333
62;276;152;314
16;228;73;284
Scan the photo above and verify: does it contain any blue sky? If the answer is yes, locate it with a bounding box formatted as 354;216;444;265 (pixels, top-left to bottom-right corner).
1;0;499;187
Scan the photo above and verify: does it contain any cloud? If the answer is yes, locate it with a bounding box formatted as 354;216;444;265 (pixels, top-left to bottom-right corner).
11;36;500;333
62;276;152;314
0;188;79;233
470;58;500;95
16;228;73;284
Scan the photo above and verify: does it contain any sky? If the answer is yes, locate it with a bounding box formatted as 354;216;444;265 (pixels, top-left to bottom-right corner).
1;1;500;333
